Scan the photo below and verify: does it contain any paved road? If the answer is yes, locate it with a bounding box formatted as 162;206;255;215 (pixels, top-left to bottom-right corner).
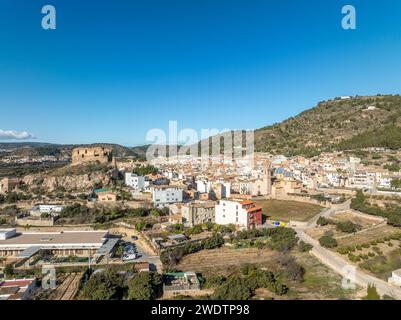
130;240;161;271
296;200;401;299
306;199;352;228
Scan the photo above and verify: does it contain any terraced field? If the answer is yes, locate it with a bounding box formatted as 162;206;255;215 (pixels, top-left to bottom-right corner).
178;247;278;274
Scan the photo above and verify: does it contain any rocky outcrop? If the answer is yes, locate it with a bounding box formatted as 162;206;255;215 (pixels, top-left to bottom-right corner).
22;171;111;192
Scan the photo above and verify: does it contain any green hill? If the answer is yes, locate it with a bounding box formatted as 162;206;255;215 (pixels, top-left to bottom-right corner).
254;95;401;156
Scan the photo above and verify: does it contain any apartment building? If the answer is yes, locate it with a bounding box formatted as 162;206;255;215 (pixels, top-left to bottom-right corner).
348;171;376;189
181;201;216;227
215;199;262;229
152;186;183;208
125;173;145;191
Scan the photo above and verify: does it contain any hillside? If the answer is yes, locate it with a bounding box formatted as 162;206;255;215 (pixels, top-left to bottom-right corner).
254;95;401;156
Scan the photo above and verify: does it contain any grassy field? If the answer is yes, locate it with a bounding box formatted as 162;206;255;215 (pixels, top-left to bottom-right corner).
288;252;362;300
254;199;322;222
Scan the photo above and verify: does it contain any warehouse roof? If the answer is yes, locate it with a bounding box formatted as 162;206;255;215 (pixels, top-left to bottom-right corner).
0;231;108;249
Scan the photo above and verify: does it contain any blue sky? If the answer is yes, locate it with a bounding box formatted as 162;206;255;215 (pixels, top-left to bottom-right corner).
1;0;401;146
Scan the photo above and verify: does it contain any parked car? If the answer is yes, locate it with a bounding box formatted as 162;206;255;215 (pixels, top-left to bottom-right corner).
122;253;138;261
125;248;136;255
131;235;138;241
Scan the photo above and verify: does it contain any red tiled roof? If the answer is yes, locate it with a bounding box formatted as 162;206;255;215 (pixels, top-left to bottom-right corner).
1;279;34;288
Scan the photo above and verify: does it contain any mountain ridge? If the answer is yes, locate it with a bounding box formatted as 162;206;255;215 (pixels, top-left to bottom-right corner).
1;94;400;158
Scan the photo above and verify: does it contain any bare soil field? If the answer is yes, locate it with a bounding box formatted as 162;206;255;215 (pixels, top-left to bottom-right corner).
254;199;322;222
178;247;279;274
332;211;382;229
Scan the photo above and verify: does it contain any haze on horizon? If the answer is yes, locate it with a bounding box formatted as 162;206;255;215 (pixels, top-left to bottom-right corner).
1;0;401;146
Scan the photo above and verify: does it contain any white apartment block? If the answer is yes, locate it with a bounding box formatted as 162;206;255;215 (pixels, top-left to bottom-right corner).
215;199;262;229
348;171;376;189
125;173;145;191
196;180;212;193
152;186;183;208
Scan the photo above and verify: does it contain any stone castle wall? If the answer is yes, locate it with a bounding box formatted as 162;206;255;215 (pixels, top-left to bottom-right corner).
71;147;112;165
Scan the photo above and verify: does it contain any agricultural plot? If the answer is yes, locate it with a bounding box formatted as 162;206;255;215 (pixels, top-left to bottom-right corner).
336;225;401;247
335;230;401;280
305;211;389;242
178;248;362;300
177;247;279;275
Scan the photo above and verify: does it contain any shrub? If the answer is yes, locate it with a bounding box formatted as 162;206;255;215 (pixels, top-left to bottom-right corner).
298;241;313;252
80;270;126;300
337;247;349;255
127;272;162;300
202;234;224;250
319;236;338;248
336;221;361;234
317;217;331;226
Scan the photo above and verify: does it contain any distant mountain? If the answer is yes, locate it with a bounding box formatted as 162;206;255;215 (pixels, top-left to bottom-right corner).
0;142;146;159
0;142;55;150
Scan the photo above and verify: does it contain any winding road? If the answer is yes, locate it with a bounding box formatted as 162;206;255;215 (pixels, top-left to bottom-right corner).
296;200;401;299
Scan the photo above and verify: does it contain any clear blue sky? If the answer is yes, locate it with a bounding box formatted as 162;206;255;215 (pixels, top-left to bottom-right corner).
1;0;401;146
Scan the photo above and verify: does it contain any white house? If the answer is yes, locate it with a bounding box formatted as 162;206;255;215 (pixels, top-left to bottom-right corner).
125;173;145;192
152;186;183;208
29;204;64;217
